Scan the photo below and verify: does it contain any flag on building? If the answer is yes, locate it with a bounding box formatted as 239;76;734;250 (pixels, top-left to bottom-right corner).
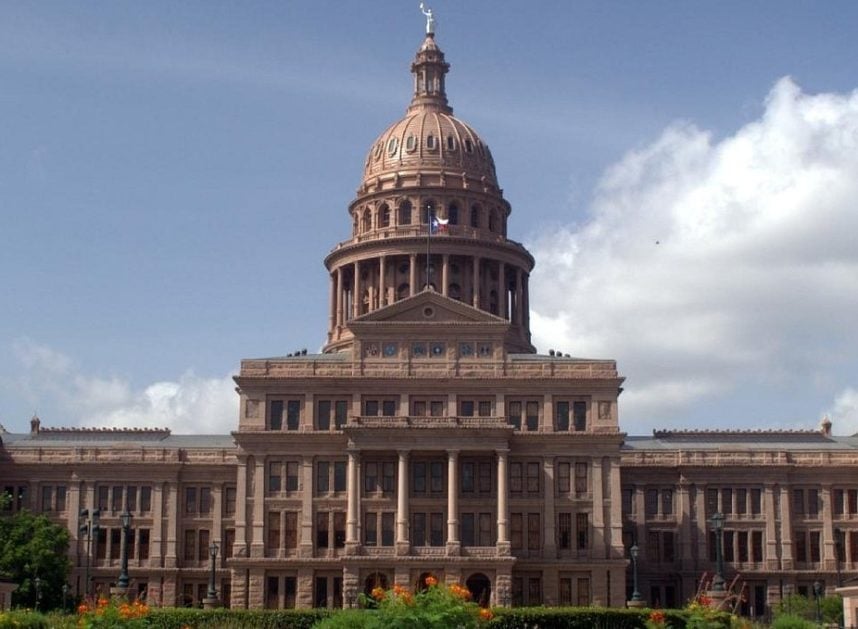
430;215;449;234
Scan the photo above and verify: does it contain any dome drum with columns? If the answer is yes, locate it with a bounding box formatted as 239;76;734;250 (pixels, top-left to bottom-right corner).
324;33;535;355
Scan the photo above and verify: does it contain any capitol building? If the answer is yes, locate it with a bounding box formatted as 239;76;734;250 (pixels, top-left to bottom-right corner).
1;24;854;620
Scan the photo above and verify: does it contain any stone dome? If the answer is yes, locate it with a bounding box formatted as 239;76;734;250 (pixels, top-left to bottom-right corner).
360;34;498;189
362;111;498;187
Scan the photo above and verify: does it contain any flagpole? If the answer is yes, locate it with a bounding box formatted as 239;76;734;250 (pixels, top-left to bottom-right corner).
426;209;432;291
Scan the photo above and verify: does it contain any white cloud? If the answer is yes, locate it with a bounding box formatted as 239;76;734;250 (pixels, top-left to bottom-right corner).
11;338;237;434
529;78;858;428
828;388;858;431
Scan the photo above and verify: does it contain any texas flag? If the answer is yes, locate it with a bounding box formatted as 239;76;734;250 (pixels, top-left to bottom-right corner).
430;215;449;234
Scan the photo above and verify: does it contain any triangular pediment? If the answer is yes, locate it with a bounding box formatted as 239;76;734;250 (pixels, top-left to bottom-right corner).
352;290;507;325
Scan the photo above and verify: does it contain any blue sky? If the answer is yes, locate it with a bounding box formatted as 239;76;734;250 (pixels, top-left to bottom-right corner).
2;1;858;435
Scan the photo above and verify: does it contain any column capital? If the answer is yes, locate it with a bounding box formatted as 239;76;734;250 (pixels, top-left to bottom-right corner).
397;449;410;460
446;449;460;457
495;448;510;457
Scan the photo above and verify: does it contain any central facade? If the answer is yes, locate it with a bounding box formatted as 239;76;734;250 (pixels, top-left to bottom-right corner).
230;31;627;608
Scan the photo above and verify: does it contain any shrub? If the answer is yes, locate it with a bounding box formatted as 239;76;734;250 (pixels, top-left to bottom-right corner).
0;610;50;629
770;614;816;629
145;607;331;628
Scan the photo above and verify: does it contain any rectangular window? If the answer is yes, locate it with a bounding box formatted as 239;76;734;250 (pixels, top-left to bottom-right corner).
793;489;805;515
479;512;492;546
510;462;522;494
286;400;301;430
478;400;492;417
556;401;569;431
752;530;763;562
198;529;210;561
430;400;444;416
750;488;761;515
572;401;586;431
722;488;733;514
285;512;298;549
559;578;572;605
810;531;821;562
834;489;845;516
738;531;748;562
851;531;858;563
382;462;395;493
460;400;474;417
526;462;539;495
622;488;634;516
647;530;660;562
382;400;396;416
381;513;394;546
413;462;426;494
528;577;542;605
199;487;211;514
849;489;858;515
364;400;379;416
96;527;107;559
317;401;331;431
224;487;236;516
527;513;540;550
478;462;492;494
577;578;590;606
314;577;327;608
41;486;53;511
663;531;675;561
270;400;283;430
110;528;121;559
334;462;347;492
317;462;330;494
795;532;807;562
461;513;475;546
266;576;279;609
576;513;589;550
140;486;152;513
558;512;572;549
139;528;150;560
267;512;281;550
412;400;426;416
112;486;123;511
661;489;673;516
462;462;475;493
286;462;299;492
557;462;570;494
808;489;820;518
365;462;378;494
526;401;539;431
413;513;426;546
723;530;734;562
430;512;444;546
333;512;346;548
185;487;197;514
126;486;137;512
223;528;235;559
645;489;658;517
316;512;329;549
284;577;297;608
511;513;523;550
430;462;444;494
269;462;282;493
507;401;521;429
365;512;377;545
184;529;196;561
56;486;66;512
575;462;588;497
706;488;718;515
335;401;348;428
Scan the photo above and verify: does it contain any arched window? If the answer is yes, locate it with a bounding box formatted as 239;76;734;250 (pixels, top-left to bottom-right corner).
426;134;437;150
488;209;498;232
470;205;480;228
396;283;410;301
362;209;372;233
448;203;459;225
465;573;492;608
422;199;436;224
446;136;456;150
399;200;412;225
448;283;461;300
379;204;390;228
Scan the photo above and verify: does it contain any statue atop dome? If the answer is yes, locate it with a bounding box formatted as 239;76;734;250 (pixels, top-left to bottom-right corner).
419;3;435;35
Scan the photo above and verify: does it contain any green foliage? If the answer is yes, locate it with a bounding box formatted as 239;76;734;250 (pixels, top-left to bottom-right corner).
0;508;71;610
0;609;50;629
820;594;843;625
774;594;812;619
145;607;331;628
770;614;816;629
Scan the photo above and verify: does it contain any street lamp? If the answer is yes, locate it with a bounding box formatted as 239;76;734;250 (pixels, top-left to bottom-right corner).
62;584;69;611
206;542;219;600
79;508;101;596
709;512;726;592
813;581;823;624
117;510;132;592
630;544;642;602
34;577;41;611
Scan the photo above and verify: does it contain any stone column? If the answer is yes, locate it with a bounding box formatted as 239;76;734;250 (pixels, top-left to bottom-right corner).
496;449;510;555
250;459;265;558
542;458;556;557
441;254;449;296
379;255;387;307
678;480;693;570
212;483;223;558
764;483;779;570
409;254;417;296
68;475;81;570
353;261;361;318
822;484;836;569
515;267;523;325
300;456;314;557
329;273;336;332
608;458;625;559
471;257;481;308
164;481;179;568
543;394;554;433
151;482;164;566
523;273;530;334
694;484;707;570
592;457;605;559
636;484;648;552
335;268;343;328
446;450;460;555
396;450;410;555
346;449;360;553
498;261;507;319
780;485;794;570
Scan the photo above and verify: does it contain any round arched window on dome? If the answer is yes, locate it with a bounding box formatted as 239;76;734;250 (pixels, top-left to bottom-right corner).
421;199;436;224
446;136;456;151
387;137;399;157
373;142;383;161
464;138;474;153
363;209;372;233
379;204;390;228
426;134;437;151
488;209;498;232
405;135;417;153
470;205;481;229
398;200;412;226
396;283;410;301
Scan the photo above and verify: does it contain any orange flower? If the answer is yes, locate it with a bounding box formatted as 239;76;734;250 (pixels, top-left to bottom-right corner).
479;608;494;621
77;603;89;614
698;594;712;607
649;610;666;625
371;586;386;601
448;583;471;600
425;575;438;587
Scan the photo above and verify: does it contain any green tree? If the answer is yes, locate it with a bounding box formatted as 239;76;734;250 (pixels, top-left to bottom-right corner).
0;496;71;610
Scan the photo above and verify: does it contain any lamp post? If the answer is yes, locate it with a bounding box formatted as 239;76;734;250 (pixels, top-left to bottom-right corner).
62;584;69;611
630;544;642;603
79;508;101;597
813;581;823;624
34;577;41;611
203;542;220;609
709;512;726;592
117;510;132;592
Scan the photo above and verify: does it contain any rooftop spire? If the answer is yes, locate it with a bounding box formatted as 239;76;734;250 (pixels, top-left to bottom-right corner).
407;27;452;114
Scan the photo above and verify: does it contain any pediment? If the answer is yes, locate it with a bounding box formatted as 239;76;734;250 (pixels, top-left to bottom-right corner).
352;290;507;325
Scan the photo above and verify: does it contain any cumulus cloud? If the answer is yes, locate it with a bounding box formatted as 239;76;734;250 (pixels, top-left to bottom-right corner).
828;388;858;429
529;78;858;428
11;338;237;433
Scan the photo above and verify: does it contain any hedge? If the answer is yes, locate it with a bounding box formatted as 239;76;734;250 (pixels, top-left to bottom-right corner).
486;606;731;629
146;608;333;628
